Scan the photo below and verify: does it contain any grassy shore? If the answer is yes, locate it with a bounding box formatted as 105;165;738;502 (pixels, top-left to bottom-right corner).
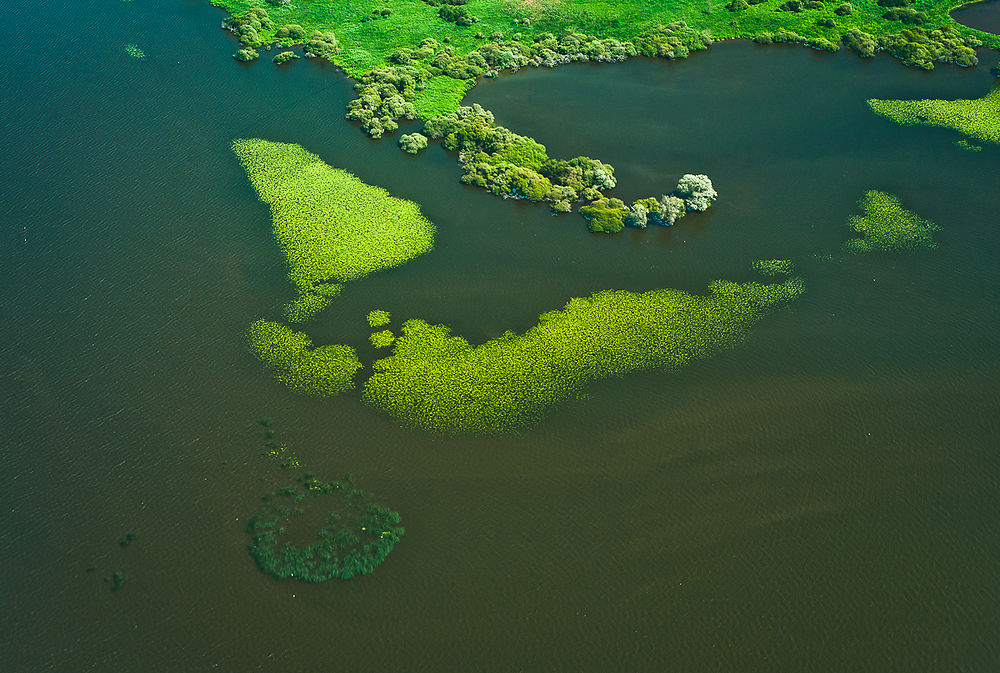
212;0;999;87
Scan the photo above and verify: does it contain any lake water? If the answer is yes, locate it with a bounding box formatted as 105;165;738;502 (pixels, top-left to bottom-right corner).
953;0;1000;33
2;1;998;671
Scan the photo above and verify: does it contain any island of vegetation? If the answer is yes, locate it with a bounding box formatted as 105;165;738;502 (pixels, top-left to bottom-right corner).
363;269;805;433
247;473;405;582
868;84;1000;145
232;138;436;322
844;190;939;252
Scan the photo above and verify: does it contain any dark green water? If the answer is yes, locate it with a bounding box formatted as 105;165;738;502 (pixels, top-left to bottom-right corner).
2;1;998;670
953;0;1000;33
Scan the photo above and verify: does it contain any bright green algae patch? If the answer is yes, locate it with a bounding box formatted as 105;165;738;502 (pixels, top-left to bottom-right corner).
232;138;435;319
247;475;404;582
247;319;362;396
845;190;939;253
367;309;391;327
868;86;1000;146
363;276;805;434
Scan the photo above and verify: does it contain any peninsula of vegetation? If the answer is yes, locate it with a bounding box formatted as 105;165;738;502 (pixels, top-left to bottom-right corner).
364;270;805;433
868;84;1000;145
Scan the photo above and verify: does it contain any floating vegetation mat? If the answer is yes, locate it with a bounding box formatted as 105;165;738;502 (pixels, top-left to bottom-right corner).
247;475;404;582
232;138;435;321
247;320;362;396
123;44;145;59
367;310;391;327
845;191;939;254
363;275;805;434
868;87;1000;146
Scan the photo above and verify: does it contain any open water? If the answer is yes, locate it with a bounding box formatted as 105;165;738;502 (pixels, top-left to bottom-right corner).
2;1;998;671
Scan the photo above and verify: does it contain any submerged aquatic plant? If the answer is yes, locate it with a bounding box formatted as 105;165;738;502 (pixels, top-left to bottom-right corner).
752;259;794;277
363;274;805;433
844;190;939;253
124;44;145;59
868;87;1000;146
232;138;435;316
246;476;404;582
247;319;362;396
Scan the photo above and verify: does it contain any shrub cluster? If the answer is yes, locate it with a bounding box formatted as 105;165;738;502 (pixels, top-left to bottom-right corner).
345;67;420;138
247;475;404;581
222;7;272;49
844;191;939;253
581;175;716;233
302;31;339;58
363;274;805;433
423;104;617;213
399;132;429;154
844;25;979;69
274;50;299;64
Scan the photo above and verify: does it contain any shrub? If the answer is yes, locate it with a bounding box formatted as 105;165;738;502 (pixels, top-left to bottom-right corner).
399;132;429;154
276;24;307;41
726;0;749;10
833;2;853;15
580;198;627;233
673;174;718;211
234;48;259;62
843;28;877;58
273;51;299;64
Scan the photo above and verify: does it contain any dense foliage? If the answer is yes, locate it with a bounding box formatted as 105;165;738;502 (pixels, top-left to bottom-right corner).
247;475;404;582
844;190;939;252
364;274;805;433
868;86;1000;145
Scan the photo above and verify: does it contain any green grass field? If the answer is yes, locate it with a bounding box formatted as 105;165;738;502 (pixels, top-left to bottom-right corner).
212;0;999;87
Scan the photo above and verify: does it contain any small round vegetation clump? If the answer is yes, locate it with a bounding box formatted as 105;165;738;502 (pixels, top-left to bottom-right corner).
124;44;145;59
247;319;362;396
370;330;395;348
845;190;939;253
364;275;805;433
274;50;299;64
868;87;1000;146
247;476;404;582
367;309;391;327
399;133;428;155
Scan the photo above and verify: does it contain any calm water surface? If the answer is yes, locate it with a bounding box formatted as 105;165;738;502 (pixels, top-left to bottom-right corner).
953;0;1000;33
2;1;998;671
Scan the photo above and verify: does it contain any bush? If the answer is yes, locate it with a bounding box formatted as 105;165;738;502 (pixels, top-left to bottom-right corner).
276;24;307;41
580;198;627;233
877;0;913;6
673;174;718;211
778;0;804;12
273;51;299;64
726;0;749;10
833;2;853;15
234;48;259;62
817;18;836;28
883;8;927;24
399;133;429;154
843;28;877;58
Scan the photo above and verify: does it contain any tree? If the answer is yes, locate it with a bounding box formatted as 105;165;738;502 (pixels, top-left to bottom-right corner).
672;174;717;212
